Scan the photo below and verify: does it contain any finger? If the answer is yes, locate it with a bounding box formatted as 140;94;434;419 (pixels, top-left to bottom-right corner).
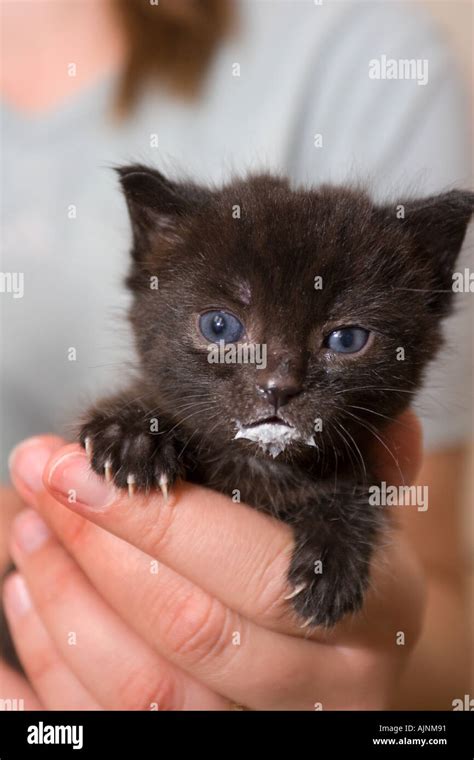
0;660;42;710
9;509;230;711
3;573;101;710
40;414;421;638
36;480;425;651
14;501;337;710
8;436;65;507
0;486;24;570
41;445;301;631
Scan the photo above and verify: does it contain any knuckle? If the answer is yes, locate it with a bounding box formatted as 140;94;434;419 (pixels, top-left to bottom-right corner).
60;513;93;551
162;589;233;666
36;556;81;613
249;540;293;623
25;644;62;685
116;664;182;711
146;502;177;555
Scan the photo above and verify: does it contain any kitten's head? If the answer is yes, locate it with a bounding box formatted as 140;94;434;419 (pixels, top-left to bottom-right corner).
118;164;473;463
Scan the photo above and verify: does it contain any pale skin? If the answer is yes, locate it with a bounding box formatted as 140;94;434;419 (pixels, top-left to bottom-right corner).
0;413;467;710
392;443;472;709
1;0;471;710
1;412;427;711
1;420;470;709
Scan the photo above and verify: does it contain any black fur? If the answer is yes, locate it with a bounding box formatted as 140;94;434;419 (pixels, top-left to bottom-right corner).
3;168;472;672
78;167;473;626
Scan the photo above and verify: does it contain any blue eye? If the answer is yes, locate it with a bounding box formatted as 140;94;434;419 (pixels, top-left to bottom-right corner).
199;310;244;343
325;327;370;354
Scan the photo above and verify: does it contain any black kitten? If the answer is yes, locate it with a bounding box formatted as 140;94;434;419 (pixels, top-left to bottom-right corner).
79;166;473;627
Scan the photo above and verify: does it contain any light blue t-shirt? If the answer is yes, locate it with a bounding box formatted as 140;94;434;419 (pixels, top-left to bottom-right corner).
1;0;472;479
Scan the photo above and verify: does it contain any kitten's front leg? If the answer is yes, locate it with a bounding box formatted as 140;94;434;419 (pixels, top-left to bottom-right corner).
78;389;182;496
286;486;384;628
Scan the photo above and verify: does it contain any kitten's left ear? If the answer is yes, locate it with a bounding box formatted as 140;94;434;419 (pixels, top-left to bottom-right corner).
384;190;474;311
116;164;210;258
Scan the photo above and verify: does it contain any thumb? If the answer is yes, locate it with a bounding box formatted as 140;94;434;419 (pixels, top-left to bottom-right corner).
9;435;66;507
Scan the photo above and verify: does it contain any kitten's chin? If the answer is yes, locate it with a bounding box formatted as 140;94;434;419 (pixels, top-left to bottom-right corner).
233;422;316;459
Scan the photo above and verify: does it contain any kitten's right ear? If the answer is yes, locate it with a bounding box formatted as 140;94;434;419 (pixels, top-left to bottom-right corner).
116;164;207;256
377;189;474;315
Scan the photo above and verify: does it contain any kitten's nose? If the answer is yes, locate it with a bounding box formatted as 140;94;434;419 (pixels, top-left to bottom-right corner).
256;379;301;410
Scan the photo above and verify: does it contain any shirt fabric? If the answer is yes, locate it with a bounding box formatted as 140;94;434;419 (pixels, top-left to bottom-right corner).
1;0;472;480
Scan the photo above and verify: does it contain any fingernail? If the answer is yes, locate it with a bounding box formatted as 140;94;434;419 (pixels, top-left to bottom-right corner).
9;437;54;494
47;451;116;510
4;574;32;618
12;509;51;554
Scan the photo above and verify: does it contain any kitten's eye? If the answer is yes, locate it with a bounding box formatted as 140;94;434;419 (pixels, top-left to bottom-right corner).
325;327;370;354
199;310;244;343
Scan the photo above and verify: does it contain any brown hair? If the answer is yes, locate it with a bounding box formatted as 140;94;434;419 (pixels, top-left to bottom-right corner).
115;0;233;113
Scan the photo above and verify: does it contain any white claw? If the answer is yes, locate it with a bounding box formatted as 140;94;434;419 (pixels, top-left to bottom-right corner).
84;437;92;457
127;473;136;497
299;616;314;630
158;474;169;503
104;460;113;482
284;583;307;601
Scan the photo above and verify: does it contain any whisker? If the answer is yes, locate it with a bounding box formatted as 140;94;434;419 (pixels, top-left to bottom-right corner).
332;421;363;480
342;410;405;485
346;405;415;430
335;386;419;395
334;421;367;480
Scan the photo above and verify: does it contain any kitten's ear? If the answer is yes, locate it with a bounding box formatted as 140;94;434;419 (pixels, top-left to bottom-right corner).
116;164;208;256
384;190;474;312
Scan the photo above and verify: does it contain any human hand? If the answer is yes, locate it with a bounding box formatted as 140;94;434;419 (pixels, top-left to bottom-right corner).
4;413;425;710
0;483;40;708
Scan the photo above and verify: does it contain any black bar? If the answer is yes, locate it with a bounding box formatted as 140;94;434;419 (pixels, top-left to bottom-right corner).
0;710;473;757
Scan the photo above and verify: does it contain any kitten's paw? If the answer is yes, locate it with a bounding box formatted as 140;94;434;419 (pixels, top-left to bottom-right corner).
287;544;368;629
79;407;181;496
